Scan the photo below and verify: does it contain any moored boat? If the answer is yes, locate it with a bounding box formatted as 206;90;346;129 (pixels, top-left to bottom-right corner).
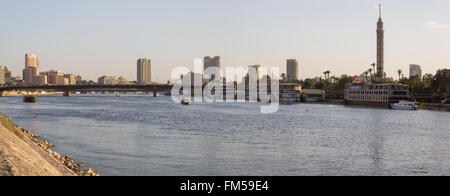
390;100;423;110
23;95;37;103
181;98;191;105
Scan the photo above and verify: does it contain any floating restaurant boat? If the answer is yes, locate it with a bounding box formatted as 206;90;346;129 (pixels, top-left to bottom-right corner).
23;95;37;103
344;83;410;108
390;101;423;110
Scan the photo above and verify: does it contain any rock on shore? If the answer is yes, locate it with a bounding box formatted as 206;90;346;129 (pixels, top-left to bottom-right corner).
0;113;99;176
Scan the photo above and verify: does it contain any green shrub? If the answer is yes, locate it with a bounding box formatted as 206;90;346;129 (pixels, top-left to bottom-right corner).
0;114;24;140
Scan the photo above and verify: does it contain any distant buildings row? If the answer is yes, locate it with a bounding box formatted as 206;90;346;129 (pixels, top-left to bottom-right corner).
0;54;423;87
22;54;80;86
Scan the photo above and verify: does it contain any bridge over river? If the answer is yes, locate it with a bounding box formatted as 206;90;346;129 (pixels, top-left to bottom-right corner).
0;84;174;97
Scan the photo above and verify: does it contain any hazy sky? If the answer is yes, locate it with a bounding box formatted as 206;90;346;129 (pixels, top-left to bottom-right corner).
0;0;449;82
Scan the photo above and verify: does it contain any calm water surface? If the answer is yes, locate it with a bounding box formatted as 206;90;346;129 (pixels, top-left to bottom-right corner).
0;94;449;176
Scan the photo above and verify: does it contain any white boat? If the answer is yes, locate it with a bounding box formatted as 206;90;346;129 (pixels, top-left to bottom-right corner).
181;98;191;105
390;101;423;110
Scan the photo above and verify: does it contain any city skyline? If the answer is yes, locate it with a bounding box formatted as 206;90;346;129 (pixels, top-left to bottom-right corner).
1;0;449;82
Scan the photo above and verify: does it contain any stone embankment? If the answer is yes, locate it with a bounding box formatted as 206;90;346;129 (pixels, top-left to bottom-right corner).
0;113;99;176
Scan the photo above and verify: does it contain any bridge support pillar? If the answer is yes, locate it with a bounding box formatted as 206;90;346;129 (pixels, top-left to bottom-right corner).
63;91;71;97
153;88;157;97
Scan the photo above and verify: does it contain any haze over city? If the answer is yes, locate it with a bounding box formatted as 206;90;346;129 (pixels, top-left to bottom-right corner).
0;0;449;82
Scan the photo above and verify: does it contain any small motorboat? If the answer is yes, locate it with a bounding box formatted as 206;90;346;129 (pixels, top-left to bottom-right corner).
181;98;191;105
24;95;37;103
390;101;423;110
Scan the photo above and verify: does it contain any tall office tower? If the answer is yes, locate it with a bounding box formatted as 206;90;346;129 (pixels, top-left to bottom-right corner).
204;56;222;80
23;66;39;85
376;4;385;78
137;58;151;85
25;54;39;68
23;54;40;85
409;64;422;80
204;56;222;71
286;59;299;81
4;66;11;84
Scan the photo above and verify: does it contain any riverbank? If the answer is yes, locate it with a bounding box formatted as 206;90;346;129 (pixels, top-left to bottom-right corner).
422;103;450;111
2;91;63;97
298;100;450;111
0;113;99;176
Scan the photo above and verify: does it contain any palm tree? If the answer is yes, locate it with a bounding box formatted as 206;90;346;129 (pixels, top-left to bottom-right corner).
327;71;331;79
371;63;376;75
364;71;369;79
398;69;402;81
330;76;338;84
323;71;328;80
368;68;373;76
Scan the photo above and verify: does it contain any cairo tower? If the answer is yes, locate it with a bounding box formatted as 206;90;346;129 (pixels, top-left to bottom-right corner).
376;4;384;78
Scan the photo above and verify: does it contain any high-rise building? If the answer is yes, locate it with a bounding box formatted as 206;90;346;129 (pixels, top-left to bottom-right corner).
137;58;151;85
376;5;385;78
204;56;222;80
0;66;5;85
247;65;261;82
4;67;11;84
25;54;39;68
47;70;64;85
204;56;221;71
286;59;299;81
23;54;41;85
410;64;422;80
23;66;39;85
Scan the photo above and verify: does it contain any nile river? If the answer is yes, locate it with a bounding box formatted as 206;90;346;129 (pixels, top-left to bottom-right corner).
1;95;449;176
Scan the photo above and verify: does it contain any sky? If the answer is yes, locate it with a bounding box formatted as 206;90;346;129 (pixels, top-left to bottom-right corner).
0;0;449;82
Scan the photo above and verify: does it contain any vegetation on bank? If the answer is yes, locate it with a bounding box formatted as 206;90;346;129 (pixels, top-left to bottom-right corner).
0;113;24;140
296;69;449;102
400;69;450;97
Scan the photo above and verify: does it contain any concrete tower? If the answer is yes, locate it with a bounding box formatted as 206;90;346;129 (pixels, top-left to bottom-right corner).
376;4;384;78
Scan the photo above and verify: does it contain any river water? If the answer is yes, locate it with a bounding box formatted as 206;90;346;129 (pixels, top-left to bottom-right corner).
0;94;449;176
